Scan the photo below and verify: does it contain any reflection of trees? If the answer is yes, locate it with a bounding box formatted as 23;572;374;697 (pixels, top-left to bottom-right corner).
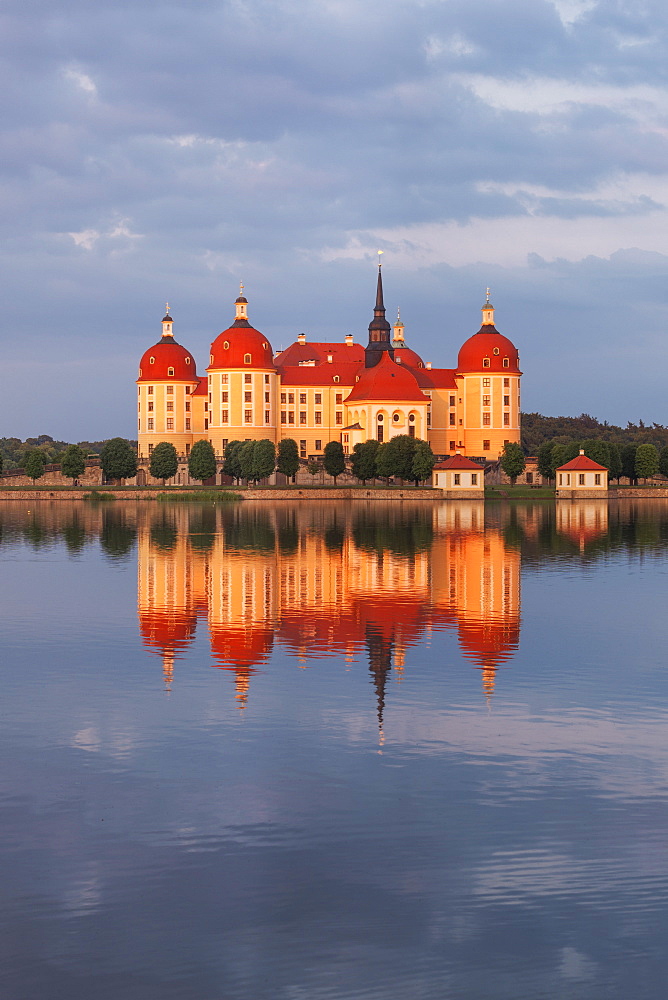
187;505;217;552
100;509;137;561
63;514;88;554
150;513;178;553
352;508;433;557
275;509;299;555
222;507;275;553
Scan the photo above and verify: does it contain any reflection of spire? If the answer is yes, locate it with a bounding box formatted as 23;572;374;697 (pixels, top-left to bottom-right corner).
479;657;496;709
162;651;174;693
366;627;393;745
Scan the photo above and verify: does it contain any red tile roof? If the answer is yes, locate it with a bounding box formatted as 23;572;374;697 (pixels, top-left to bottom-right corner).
345;352;428;403
278;363;360;386
274;341;364;367
413;367;458;389
557;454;608;472
434;454;483;470
137;338;199;382
209;319;275;370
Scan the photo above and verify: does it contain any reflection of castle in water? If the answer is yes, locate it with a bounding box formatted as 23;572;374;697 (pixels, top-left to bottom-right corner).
137;502;521;722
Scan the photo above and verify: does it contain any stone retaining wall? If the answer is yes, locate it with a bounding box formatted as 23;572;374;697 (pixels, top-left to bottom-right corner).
0;488;447;501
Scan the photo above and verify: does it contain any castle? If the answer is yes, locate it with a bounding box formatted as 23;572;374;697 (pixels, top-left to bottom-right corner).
136;267;521;471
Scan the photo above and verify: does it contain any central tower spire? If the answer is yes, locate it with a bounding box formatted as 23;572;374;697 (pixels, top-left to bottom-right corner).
365;259;394;368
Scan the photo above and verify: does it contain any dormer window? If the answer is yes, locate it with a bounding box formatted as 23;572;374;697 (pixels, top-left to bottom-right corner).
149;356;155;364
138;368;142;377
168;367;174;376
210;354;214;364
483;358;490;368
244;353;251;364
503;358;510;367
224;341;230;350
263;342;268;350
333;375;339;383
493;347;499;355
185;357;190;364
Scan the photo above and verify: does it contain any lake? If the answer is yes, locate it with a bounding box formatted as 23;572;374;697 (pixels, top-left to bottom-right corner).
2;497;668;999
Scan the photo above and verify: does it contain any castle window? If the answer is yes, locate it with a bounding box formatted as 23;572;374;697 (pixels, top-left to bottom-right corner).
185;357;190;364
449;414;455;425
263;342;268;350
315;393;322;405
300;412;306;424
315;440;322;451
483;439;490;450
222;392;228;403
393;413;400;423
409;414;415;422
245;374;252;384
336;393;343;405
281;393;287;404
493;347;499;355
166;401;174;411
504;378;510;387
579;474;585;485
483;395;490;406
265;374;270;383
427;412;431;425
450;396;455;406
138;369;142;377
454;474;460;485
222;410;228;423
300;440;307;458
504;395;509;406
210;354;214;364
224;342;229;350
221;374;228;384
265;411;270;423
264;392;269;403
168;367;174;376
335;412;343;424
281;411;286;423
471;474;478;485
148;443;154;454
595;474;601;485
483;413;491;425
204;419;208;429
483;378;490;387
288;393;294;404
244;353;251;364
450;440;456;451
150;356;155;364
185;401;190;411
244;391;252;402
166;418;174;430
148;418;154;430
315;412;322;424
185;419;191;430
333;376;340;383
300;393;306;404
503;358;509;367
503;413;510;426
288;413;294;424
483;358;490;368
148;402;154;412
167;385;174;394
245;409;252;423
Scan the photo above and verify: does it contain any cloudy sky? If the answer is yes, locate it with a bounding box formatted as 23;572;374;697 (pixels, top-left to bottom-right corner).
1;0;667;440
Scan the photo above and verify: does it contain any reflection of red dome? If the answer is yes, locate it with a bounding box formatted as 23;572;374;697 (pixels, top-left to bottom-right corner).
139;609;197;654
138;339;198;381
209;320;275;370
457;617;520;668
345;352;428;403
210;626;273;668
457;326;520;374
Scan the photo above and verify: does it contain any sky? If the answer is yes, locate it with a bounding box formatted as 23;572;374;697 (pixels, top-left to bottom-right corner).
1;0;668;441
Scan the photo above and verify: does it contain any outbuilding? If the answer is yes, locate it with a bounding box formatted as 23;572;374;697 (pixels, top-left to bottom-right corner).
432;454;484;496
555;450;608;498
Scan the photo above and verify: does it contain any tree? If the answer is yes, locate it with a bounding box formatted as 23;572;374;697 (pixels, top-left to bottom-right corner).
350;439;379;483
658;445;668;478
61;444;86;483
149;441;178;483
621;444;638;484
307;461;321;480
608;442;623;482
323;440;346;484
581;438;611;469
500;442;526;485
411;441;435;485
385;435;418;482
223;440;244;483
374;442;393;482
238;441;256;482
635;443;659;483
24;449;46;481
537;440;555;481
549;444;567;479
100;437;137;481
277;438;299;480
188;439;216;483
253;439;276;482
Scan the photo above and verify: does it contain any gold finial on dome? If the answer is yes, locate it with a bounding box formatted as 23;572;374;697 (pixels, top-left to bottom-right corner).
235;282;248;319
162;304;174;337
482;289;495;326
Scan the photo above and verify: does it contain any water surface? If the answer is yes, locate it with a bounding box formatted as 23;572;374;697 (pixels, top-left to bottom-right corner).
2;498;668;999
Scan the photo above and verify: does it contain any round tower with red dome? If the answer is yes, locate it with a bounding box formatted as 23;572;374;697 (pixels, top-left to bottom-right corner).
137;308;202;462
455;293;522;459
206;286;280;455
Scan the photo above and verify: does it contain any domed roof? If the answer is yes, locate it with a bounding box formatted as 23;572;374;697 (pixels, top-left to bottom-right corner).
345;351;428;403
457;323;520;374
392;344;424;369
209;319;275;370
138;338;198;382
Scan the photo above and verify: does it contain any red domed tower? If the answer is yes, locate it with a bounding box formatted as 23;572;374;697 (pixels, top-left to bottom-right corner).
136;308;201;460
206;286;280;455
455;293;522;459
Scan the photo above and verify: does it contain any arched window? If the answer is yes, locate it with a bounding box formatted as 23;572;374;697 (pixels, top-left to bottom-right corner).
224;341;230;350
333;375;339;383
483;358;490;368
263;342;268;350
503;358;510;367
244;353;251;364
168;367;174;376
210;354;214;364
493;347;500;355
149;356;155;364
393;413;400;423
409;413;415;422
185;357;190;365
138;369;142;377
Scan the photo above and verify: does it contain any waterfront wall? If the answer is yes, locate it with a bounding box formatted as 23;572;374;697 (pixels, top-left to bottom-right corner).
0;487;447;501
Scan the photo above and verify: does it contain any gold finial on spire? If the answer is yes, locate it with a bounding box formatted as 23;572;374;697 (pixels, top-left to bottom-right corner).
377;249;384;267
239;281;244;296
165;301;170;315
485;287;491;304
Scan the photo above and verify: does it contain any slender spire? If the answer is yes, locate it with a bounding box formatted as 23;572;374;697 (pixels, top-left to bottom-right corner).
161;306;174;339
481;289;495;327
234;284;249;322
365;261;393;368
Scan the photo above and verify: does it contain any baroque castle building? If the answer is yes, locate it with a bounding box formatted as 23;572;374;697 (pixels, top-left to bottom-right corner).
136;268;521;468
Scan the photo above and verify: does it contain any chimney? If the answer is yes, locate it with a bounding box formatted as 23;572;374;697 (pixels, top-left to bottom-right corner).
396;355;402;363
426;361;432;369
327;354;333;363
297;332;306;345
345;334;353;346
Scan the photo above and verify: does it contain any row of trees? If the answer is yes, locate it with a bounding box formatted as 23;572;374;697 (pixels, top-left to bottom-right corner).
14;438;139;483
350;436;435;485
536;439;668;484
522;413;668;455
0;434;109;472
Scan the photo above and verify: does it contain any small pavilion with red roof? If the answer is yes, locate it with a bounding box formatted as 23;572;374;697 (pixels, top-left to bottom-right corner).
555;450;608;497
432;453;485;495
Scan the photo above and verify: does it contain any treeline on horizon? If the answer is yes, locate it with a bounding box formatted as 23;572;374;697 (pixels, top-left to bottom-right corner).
521;413;668;455
0;435;138;471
